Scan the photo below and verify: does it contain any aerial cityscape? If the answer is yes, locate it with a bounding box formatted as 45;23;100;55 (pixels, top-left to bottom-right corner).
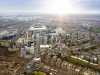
0;0;100;75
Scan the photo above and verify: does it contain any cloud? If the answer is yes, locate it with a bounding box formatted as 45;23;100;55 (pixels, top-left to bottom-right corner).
79;0;100;10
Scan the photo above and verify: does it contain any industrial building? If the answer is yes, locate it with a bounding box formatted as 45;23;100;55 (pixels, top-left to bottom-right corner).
0;29;18;40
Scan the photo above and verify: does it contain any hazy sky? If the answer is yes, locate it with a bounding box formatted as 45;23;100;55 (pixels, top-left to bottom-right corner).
0;0;100;14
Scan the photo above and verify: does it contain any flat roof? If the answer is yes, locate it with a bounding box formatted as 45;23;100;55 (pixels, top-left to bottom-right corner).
29;25;47;31
0;30;17;38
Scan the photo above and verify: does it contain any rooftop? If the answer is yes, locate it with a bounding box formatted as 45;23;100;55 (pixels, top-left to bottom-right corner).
29;25;47;31
0;29;17;39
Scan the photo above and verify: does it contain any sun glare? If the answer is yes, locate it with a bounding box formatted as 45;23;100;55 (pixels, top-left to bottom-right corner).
43;0;76;15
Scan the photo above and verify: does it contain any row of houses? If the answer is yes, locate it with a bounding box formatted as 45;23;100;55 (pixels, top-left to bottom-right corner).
41;53;100;75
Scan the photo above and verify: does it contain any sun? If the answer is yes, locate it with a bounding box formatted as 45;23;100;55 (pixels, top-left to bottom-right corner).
43;0;75;15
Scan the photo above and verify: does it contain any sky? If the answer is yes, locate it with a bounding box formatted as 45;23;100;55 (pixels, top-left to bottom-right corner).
0;0;100;14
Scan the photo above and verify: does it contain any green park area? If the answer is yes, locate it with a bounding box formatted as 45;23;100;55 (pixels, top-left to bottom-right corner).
32;71;47;75
66;56;100;71
92;27;100;33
